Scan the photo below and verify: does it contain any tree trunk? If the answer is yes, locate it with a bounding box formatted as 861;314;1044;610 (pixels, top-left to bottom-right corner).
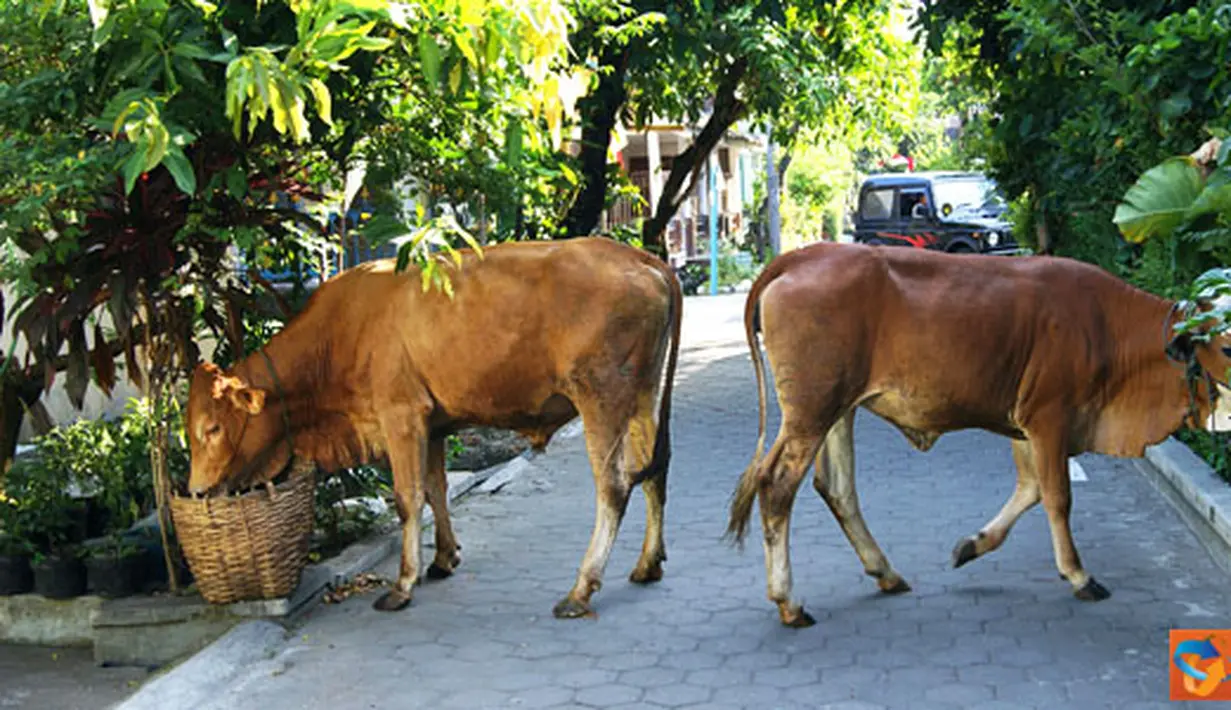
641;59;749;259
754;138;796;261
1031;188;1053;255
561;47;630;239
139;292;180;593
0;365;41;479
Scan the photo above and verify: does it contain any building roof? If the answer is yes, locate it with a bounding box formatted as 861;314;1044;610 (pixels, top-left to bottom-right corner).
861;171;989;188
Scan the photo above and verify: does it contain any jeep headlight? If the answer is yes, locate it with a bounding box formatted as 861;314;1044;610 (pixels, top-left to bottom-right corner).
986;230;1000;247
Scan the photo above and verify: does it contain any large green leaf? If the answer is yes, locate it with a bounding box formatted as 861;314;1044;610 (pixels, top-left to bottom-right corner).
418;33;441;85
357;214;412;246
1113;156;1204;243
121;150;145;195
225;163;247;199
1189;151;1231;224
306;77;333;126
162;146;197;195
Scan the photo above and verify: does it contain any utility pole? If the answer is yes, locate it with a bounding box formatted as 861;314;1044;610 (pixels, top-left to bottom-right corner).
766;132;781;258
708;151;719;296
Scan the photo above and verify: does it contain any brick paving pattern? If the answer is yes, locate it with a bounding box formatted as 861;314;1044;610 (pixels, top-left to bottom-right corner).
202;294;1231;710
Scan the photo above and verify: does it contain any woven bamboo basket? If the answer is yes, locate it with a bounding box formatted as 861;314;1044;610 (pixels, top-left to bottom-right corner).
170;458;317;605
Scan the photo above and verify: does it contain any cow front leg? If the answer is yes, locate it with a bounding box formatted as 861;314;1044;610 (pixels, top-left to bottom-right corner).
1031;433;1110;601
759;431;824;628
554;417;633;619
425;437;463;580
812;411;909;594
952;438;1041;568
373;415;430;612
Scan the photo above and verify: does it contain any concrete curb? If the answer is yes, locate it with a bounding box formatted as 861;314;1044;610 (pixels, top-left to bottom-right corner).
113;420;585;710
1137;436;1231;577
112;620;287;710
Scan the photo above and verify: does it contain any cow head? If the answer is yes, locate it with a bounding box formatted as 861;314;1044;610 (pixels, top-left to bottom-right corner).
1165;298;1231;433
186;362;291;494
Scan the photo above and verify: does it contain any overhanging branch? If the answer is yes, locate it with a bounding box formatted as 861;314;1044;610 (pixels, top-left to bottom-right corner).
641;58;750;255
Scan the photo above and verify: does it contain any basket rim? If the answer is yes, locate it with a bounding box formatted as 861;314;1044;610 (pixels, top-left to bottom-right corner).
171;456;316;503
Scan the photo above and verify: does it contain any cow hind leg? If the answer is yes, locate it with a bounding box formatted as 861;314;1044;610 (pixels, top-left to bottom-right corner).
812;411;909;595
1032;434;1110;602
627;391;668;585
757;427;826;628
425;437;463;580
952;438;1041;569
630;467;667;584
553;411;637;620
373;411;430;612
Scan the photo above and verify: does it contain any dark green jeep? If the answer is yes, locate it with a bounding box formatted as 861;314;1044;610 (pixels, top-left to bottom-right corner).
850;171;1025;255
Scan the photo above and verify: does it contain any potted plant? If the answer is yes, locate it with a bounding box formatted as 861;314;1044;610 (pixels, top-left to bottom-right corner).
30;547;86;599
0;492;34;595
83;417;152;598
84;535;143;598
117;396;193;593
25;483;87;599
17;428;93;599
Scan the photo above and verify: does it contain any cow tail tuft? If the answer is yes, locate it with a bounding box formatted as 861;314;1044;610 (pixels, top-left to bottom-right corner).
725;276;774;548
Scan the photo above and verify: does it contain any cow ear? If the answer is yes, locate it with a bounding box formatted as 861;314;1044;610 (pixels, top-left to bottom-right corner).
211;373;246;400
228;386;267;415
1166;333;1194;362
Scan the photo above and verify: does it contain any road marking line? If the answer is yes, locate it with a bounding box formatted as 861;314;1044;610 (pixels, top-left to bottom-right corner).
1068;458;1088;482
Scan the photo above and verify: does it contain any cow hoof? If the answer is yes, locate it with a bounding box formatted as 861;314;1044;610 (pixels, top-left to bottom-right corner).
426;563;453;580
629;565;664;585
372;589;412;612
878;576;912;595
951;537;979;568
779;607;816;629
1074;577;1111;602
552;597;596;620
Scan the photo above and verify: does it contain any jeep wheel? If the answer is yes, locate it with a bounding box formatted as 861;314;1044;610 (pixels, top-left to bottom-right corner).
947;242;975;254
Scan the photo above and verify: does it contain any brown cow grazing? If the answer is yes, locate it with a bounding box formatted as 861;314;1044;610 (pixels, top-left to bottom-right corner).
186;237;682;617
726;242;1231;628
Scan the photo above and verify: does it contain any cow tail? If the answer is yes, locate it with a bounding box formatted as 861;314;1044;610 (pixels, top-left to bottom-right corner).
632;259;683;486
725;272;773;547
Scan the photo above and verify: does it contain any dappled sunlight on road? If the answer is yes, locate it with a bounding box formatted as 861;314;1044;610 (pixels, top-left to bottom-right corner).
680;293;747;347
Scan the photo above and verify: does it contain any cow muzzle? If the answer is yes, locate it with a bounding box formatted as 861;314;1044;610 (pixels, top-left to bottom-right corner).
187;478;219;497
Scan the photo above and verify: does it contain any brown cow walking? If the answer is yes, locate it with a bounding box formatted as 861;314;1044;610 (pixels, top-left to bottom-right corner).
726;243;1231;628
187;237;682;617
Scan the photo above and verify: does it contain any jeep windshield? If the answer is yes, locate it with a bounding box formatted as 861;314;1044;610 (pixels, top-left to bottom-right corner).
932;176;1006;221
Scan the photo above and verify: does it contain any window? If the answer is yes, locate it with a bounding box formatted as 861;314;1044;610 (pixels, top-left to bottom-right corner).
860;188;893;221
932;176;1006;219
899;189;928;220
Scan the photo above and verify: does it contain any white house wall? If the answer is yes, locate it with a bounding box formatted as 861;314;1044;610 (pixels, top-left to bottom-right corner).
1;283;223;443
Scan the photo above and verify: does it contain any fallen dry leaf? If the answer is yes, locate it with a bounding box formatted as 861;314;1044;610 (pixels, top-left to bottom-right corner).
322;572;391;604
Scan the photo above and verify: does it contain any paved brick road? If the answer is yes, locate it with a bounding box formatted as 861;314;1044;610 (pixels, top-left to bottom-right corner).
206;293;1231;710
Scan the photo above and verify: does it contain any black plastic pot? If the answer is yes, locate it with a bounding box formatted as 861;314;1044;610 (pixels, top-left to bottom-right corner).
32;554;87;599
139;545;193;593
0;554;34;595
86;553;142;598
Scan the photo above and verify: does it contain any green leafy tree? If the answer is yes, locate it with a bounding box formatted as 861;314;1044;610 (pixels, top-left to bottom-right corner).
917;0;1231;271
559;0;920;256
0;0;579;585
1116;138;1231;482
